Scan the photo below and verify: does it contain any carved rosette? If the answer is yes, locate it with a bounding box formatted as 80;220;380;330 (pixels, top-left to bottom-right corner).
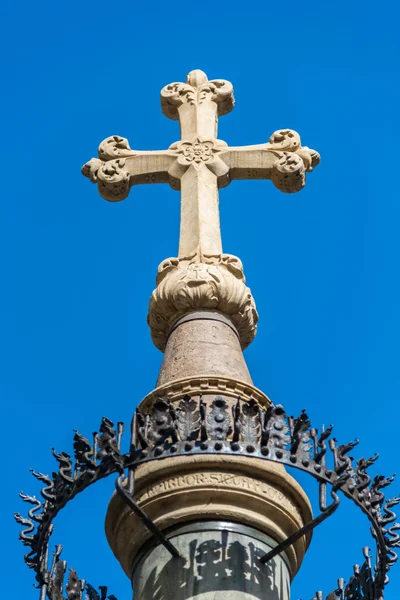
168;137;230;183
173;138;226;166
148;254;258;352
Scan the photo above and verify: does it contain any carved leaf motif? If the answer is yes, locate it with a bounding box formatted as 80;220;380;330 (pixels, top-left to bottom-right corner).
161;71;234;119
268;129;301;152
98;135;136;161
97;159;131;202
148;257;258;352
262;405;290;449
207;396;231;440
240;399;260;443
271;152;305;194
81;158;104;183
176;395;200;441
148;399;177;444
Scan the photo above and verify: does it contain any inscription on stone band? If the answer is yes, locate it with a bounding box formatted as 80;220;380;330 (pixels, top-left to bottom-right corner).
137;472;301;518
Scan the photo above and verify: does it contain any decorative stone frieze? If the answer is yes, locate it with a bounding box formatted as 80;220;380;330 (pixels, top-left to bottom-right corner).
140;375;271;413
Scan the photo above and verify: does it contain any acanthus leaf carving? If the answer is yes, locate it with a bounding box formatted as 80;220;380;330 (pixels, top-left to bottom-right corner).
161;70;234;120
271;152;306;193
268;129;302;152
260;128;321;194
96;158;131;202
233;398;261;444
261;405;290;450
81;158;103;183
176;395;200;442
98;135;136;161
148;254;258;352
148;399;178;446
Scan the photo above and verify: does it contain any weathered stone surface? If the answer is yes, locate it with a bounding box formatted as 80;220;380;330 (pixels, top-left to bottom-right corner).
156;315;253;386
148;257;258;353
141;375;271;412
106;454;312;581
132;523;290;600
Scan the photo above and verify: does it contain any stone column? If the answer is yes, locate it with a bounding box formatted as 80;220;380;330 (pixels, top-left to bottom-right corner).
106;455;312;600
82;68;320;600
132;522;291;600
156;312;253;387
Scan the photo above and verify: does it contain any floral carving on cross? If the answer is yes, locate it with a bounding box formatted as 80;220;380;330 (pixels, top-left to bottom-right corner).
82;70;320;350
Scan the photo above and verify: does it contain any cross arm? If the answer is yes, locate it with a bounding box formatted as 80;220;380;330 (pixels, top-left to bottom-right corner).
82;135;176;202
219;129;320;194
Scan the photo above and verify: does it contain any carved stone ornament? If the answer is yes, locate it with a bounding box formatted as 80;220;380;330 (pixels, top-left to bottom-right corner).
147;253;258;351
82;71;320;350
140;375;271;412
81;128;320;202
160;69;235;120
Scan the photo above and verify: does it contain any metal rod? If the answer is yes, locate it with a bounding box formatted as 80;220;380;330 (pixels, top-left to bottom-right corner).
39;584;47;600
259;491;340;565
115;475;181;559
319;481;327;512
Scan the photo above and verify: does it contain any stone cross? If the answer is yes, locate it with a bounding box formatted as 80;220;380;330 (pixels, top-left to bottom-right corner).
82;70;320;352
82;69;319;264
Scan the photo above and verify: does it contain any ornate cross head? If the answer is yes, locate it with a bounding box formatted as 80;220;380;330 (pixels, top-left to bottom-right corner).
82;70;320;350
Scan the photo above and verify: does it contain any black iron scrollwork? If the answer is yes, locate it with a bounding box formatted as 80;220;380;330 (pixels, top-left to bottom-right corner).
132;395;400;599
16;398;400;600
15;417;130;600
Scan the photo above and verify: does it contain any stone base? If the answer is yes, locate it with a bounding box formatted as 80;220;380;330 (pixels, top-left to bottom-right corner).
105;454;312;581
132;521;290;600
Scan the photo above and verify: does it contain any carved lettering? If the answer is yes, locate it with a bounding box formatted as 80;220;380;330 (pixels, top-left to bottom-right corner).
136;471;301;518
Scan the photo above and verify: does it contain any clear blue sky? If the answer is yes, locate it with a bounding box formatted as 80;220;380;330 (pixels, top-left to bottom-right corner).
2;1;399;598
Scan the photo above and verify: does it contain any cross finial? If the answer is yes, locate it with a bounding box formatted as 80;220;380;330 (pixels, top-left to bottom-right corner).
82;70;320;351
